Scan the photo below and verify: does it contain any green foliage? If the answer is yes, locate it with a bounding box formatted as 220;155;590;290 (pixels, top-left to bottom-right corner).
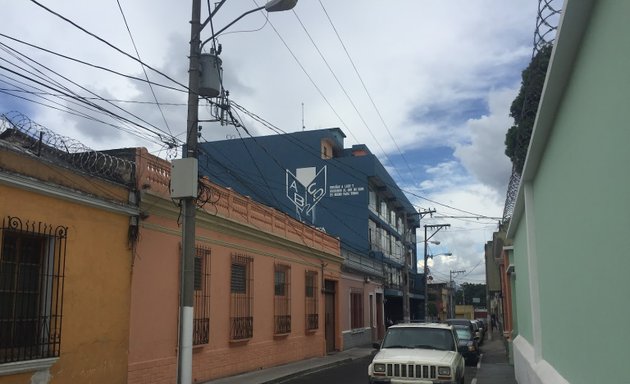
505;44;553;174
455;283;487;307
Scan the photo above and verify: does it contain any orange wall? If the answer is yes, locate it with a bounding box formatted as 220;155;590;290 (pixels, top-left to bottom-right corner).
0;182;132;383
128;157;343;383
128;196;342;383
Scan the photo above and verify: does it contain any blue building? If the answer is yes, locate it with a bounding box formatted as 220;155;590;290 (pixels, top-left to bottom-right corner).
199;128;422;343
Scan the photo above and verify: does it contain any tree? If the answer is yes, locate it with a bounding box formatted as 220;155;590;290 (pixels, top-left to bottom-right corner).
505;44;553;174
455;283;487;307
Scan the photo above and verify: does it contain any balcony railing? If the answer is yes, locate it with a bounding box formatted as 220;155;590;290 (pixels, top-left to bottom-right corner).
230;316;253;340
135;149;341;258
274;315;291;335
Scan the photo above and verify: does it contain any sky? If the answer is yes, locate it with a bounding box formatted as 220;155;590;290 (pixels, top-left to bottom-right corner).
0;0;551;286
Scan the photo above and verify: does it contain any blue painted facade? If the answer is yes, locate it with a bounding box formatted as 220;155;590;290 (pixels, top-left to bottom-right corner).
198;128;423;321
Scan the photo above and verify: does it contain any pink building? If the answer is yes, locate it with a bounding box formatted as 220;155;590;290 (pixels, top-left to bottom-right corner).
126;149;343;383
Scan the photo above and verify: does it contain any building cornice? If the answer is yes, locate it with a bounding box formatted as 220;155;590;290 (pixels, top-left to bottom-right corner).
0;170;138;216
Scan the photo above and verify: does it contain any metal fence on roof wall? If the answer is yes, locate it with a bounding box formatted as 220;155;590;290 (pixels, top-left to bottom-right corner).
533;0;563;57
501;0;562;222
0;111;135;186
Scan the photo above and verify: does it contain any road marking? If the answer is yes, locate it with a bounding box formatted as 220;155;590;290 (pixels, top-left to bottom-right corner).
471;378;477;384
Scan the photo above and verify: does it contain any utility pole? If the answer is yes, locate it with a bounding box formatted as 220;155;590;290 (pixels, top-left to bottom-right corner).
449;270;465;318
175;2;297;382
423;223;450;321
402;213;410;323
178;1;201;383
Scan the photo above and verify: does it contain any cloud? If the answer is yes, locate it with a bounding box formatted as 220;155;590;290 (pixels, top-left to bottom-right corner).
2;0;541;284
454;87;518;195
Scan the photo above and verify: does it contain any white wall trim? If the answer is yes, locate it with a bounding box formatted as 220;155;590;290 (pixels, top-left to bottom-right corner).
0;357;57;377
513;336;569;384
523;183;542;361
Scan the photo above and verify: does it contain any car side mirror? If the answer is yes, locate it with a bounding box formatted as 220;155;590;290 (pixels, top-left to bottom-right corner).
372;342;381;350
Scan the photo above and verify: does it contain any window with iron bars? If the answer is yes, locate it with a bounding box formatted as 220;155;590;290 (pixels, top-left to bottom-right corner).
193;245;210;345
305;271;318;331
274;264;291;335
230;254;253;341
0;216;67;364
350;291;364;329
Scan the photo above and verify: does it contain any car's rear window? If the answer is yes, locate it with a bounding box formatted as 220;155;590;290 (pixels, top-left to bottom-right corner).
454;327;472;340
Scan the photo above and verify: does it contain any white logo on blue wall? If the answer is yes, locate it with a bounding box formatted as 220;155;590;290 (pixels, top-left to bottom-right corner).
286;166;327;221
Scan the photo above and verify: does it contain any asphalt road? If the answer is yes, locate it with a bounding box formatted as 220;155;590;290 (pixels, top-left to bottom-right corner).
279;355;478;384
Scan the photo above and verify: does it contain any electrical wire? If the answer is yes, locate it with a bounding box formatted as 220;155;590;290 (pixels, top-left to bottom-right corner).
0;59;177;147
291;8;407;184
250;0;357;143
28;0;189;91
0;41;180;147
116;0;174;136
0;32;187;94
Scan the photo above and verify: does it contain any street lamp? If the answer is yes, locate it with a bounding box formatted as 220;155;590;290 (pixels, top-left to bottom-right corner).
422;224;450;321
176;1;297;383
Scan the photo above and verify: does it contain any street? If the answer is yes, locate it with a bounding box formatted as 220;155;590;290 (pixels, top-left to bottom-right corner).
279;355;478;384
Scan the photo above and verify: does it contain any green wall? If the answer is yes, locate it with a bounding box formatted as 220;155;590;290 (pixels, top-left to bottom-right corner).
512;222;531;344
518;1;630;383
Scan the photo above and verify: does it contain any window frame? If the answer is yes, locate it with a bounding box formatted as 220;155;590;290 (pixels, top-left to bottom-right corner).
0;216;67;365
304;271;318;331
273;263;291;335
350;290;364;329
230;254;253;341
193;245;211;346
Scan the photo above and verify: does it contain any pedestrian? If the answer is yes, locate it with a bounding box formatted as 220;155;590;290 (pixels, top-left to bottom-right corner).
491;314;497;331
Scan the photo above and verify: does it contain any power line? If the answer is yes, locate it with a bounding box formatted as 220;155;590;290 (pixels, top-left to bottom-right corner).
0;48;177;146
317;0;418;186
0;32;187;94
291;8;407;185
116;0;173;136
249;0;357;143
28;0;189;91
230;99;499;223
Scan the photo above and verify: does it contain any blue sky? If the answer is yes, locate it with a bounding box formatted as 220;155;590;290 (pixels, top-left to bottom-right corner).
0;0;549;284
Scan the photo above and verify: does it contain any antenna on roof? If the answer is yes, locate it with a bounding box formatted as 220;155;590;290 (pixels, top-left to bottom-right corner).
302;102;306;131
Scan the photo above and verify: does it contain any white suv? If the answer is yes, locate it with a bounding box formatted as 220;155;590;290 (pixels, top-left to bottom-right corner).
368;323;465;384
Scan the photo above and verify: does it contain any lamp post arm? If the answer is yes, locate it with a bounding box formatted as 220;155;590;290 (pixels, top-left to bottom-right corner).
197;0;228;39
201;6;265;50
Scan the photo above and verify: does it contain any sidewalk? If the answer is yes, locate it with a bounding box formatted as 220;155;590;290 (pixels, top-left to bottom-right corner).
201;346;375;384
474;329;517;384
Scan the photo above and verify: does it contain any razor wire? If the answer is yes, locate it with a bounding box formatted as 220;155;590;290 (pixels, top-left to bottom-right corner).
533;0;562;57
0;111;135;185
502;0;562;222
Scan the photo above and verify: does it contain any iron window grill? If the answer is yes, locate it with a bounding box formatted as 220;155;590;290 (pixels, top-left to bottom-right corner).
350;291;364;329
0;216;67;364
193;245;211;345
274;263;291;335
230;254;253;341
305;271;318;331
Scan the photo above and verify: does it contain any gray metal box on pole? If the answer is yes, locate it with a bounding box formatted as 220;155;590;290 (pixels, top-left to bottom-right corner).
170;158;199;199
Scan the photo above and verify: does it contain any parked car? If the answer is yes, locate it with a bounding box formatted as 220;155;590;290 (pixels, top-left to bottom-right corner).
471;320;482;343
453;325;480;366
368;323;465;384
473;319;486;341
444;319;475;337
